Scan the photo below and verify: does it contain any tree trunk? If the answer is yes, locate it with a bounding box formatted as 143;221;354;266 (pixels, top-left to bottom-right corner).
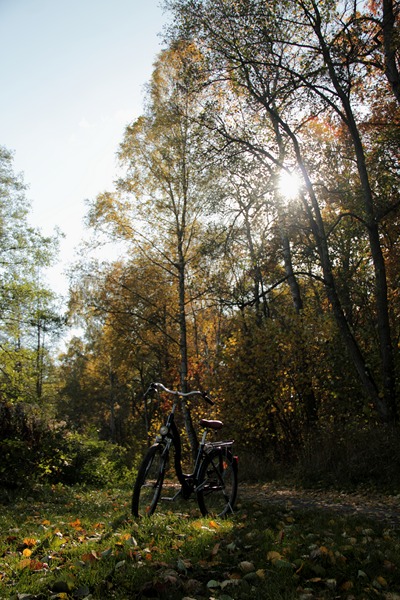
281;232;303;313
382;0;400;104
177;240;198;455
311;7;397;422
109;367;117;443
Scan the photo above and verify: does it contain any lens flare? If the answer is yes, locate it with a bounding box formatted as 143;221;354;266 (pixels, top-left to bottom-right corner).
278;171;302;199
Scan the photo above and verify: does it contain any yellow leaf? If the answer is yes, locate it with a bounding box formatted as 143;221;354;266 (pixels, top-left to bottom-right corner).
267;551;282;563
22;548;32;557
376;576;388;588
285;515;295;523
209;520;220;529
256;569;266;579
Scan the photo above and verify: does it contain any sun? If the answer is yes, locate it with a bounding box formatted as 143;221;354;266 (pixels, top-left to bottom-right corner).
278;171;302;200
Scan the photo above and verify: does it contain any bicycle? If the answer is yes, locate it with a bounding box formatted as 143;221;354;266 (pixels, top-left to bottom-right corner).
132;382;238;518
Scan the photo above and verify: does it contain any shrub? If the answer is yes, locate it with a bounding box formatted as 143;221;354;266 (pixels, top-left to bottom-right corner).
47;433;134;487
0;401;137;489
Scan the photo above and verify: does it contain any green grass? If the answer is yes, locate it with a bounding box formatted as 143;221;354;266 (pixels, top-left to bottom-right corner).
0;484;399;599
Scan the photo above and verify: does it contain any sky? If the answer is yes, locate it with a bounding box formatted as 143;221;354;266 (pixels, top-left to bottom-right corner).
0;0;167;296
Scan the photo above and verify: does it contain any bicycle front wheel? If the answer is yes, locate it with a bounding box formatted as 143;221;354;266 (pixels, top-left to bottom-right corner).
197;448;238;517
132;444;166;517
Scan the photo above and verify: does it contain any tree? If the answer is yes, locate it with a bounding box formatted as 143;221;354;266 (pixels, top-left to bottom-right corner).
66;257;180;443
166;0;400;423
85;45;221;452
0;146;61;403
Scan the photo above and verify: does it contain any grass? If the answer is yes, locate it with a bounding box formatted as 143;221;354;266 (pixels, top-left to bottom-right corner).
0;483;399;599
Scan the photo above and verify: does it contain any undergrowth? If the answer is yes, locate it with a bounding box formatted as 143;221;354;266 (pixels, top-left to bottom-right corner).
0;484;399;599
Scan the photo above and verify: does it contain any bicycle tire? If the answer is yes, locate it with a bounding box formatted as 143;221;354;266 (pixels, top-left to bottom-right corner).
132;444;166;517
196;448;238;517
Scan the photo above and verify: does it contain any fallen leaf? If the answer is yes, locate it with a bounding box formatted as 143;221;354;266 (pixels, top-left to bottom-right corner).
82;551;99;563
239;561;255;573
211;543;220;556
358;569;368;578
373;576;388;589
221;579;241;590
177;558;192;573
340;581;354;591
267;550;282;563
256;569;266;579
286;515;295;523
29;560;47;571
69;518;83;530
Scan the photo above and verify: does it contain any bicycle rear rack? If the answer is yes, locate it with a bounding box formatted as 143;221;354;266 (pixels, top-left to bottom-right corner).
205;439;235;450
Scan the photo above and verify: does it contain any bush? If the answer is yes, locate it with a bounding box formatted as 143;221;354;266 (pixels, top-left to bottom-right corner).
0;401;137;490
47;433;134;487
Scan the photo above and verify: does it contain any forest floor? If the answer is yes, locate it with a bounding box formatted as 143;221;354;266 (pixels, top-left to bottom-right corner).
1;482;400;599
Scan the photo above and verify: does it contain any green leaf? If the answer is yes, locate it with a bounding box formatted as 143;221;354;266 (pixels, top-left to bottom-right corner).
207;579;220;588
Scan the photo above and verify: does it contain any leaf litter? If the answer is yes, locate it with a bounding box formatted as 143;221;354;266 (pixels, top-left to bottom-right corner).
0;485;400;599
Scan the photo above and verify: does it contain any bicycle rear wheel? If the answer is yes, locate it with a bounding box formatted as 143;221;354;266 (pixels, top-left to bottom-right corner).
132;444;166;517
197;448;238;517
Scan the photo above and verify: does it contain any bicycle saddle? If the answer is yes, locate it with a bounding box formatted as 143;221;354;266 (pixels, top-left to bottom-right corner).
199;419;224;430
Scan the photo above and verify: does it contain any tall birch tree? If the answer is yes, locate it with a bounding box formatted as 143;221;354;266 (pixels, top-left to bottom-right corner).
88;44;216;452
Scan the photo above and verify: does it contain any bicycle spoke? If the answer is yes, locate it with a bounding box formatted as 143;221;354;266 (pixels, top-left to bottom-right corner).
197;449;238;517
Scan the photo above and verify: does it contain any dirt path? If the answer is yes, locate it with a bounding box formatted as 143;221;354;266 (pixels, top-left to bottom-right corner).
239;483;400;528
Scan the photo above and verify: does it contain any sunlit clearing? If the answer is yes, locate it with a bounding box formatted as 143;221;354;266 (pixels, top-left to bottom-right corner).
278;171;302;200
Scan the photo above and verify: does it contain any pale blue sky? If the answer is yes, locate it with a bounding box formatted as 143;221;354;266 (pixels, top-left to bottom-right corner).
0;0;166;294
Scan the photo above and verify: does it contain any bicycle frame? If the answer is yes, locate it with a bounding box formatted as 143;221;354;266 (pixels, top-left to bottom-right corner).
156;399;221;500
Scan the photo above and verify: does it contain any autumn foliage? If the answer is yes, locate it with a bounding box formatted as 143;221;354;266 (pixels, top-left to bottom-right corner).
1;0;400;490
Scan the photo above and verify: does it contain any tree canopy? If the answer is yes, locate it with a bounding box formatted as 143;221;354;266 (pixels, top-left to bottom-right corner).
2;1;400;487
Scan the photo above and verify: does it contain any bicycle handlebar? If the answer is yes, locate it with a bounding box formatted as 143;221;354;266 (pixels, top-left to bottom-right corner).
144;382;214;405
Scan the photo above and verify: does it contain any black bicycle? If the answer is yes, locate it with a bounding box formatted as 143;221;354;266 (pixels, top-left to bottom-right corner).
132;382;238;518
